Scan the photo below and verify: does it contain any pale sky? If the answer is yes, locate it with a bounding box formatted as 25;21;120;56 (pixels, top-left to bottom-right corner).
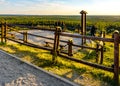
0;0;120;15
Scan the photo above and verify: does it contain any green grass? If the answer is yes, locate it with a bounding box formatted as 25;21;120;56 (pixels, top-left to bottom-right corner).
0;40;119;86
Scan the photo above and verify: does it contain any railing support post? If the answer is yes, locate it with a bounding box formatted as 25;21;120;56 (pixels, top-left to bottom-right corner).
100;46;103;64
96;44;99;63
80;10;87;46
113;30;119;86
52;27;61;62
68;39;73;56
4;22;7;43
23;31;27;43
1;22;4;43
100;31;104;64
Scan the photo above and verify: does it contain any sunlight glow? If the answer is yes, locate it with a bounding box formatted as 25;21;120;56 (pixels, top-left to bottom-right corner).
0;0;120;15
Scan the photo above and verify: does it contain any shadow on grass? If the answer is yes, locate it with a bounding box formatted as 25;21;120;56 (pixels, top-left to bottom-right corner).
0;43;115;86
5;44;54;66
62;65;86;80
90;71;115;86
82;50;96;60
77;49;97;62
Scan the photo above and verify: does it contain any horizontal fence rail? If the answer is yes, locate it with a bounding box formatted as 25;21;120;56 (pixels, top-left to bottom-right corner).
18;31;68;43
60;33;114;42
6;37;52;51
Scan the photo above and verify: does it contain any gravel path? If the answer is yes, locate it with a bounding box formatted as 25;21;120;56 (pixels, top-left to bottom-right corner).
0;50;78;86
13;30;82;45
11;30;85;52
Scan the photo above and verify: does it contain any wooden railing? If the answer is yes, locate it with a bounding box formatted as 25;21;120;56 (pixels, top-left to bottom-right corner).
0;23;119;85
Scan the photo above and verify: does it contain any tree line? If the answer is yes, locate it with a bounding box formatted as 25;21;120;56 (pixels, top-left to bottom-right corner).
0;15;120;34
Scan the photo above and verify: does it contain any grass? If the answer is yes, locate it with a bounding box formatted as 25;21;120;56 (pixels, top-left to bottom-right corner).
0;40;119;86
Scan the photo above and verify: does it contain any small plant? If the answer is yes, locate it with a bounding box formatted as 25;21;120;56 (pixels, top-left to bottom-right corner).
0;42;6;45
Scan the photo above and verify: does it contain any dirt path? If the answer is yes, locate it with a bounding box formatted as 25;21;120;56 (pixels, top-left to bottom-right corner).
0;50;78;86
12;30;85;53
12;30;82;45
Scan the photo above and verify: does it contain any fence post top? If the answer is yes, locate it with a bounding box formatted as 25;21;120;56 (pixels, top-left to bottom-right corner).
112;30;120;39
68;39;73;43
80;10;87;14
56;26;61;29
56;26;62;32
114;30;119;34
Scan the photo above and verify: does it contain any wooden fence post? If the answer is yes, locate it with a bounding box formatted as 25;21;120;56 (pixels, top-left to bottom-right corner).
4;22;7;43
113;30;119;86
100;46;104;64
80;10;87;46
1;22;4;43
23;31;27;43
96;44;99;63
68;39;73;56
98;31;105;64
52;27;61;62
100;31;104;64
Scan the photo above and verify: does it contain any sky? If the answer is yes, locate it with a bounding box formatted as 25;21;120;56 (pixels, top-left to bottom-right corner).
0;0;120;15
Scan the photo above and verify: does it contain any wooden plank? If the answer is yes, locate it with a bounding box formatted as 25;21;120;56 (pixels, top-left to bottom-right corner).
19;32;68;43
6;37;52;51
60;33;114;42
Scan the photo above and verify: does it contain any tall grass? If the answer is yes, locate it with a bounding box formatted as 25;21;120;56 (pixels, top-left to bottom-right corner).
0;41;119;86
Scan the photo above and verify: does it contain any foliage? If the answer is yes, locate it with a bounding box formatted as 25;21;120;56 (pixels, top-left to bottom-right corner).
1;15;120;33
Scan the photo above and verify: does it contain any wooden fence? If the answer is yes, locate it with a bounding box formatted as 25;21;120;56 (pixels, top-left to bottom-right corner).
0;23;120;85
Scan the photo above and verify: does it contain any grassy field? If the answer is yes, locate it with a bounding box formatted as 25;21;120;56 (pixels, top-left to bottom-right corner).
0;38;119;86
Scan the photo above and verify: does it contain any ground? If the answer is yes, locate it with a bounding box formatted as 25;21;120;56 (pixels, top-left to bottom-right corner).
0;50;77;86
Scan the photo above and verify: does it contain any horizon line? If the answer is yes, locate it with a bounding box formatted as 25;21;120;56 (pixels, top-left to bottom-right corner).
0;14;120;16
